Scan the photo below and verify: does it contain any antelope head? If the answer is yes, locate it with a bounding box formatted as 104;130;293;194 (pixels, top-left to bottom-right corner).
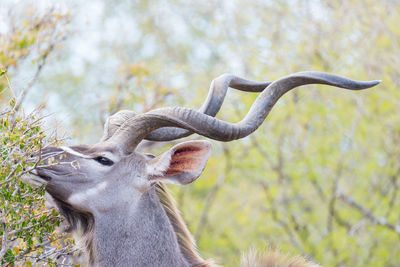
29;71;379;237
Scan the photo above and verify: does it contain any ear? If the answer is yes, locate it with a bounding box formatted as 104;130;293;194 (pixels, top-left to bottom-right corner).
146;140;212;185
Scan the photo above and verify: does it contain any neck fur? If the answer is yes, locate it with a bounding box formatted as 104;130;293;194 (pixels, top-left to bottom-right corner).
155;183;212;267
90;186;188;266
55;183;212;266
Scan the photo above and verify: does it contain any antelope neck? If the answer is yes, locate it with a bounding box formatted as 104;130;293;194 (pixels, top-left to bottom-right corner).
91;187;188;266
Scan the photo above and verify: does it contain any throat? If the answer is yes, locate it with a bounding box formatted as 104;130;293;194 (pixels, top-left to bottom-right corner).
90;187;188;266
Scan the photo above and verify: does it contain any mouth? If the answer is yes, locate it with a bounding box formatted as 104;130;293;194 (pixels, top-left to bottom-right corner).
22;169;52;187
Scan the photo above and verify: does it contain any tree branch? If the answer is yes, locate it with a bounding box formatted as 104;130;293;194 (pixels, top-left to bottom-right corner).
338;190;400;236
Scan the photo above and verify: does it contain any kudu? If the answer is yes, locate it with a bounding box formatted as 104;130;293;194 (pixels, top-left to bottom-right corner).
27;71;379;266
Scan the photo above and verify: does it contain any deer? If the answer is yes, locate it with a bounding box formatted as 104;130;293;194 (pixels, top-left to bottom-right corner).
26;71;379;266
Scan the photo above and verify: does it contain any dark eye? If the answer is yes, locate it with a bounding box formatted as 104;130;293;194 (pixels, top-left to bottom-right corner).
93;156;114;166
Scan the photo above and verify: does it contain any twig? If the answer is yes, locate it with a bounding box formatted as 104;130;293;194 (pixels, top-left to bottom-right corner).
258;181;306;255
327;161;344;233
385;169;399;218
8;235;63;263
338;190;400;236
0;221;9;260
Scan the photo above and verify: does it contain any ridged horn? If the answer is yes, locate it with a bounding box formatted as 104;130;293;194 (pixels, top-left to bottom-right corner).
108;71;380;154
101;74;270;141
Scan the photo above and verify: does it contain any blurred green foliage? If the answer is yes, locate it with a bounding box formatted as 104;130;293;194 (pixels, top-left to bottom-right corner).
1;0;399;266
0;103;64;265
0;5;73;265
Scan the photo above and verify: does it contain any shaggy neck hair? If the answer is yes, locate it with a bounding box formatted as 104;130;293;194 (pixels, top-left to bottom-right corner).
53;183;211;266
51;197;96;264
155;183;213;267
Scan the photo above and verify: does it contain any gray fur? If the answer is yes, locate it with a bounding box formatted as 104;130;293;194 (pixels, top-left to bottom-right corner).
92;187;187;266
30;142;211;266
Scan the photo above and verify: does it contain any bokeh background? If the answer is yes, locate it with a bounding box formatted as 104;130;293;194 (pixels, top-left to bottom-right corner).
1;0;399;266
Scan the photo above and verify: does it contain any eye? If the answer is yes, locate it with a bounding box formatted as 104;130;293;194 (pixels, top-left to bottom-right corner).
93;156;114;166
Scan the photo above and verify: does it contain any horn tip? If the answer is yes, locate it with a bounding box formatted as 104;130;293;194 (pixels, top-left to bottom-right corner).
361;79;381;89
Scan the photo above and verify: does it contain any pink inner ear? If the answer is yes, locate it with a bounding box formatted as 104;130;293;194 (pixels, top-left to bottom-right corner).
174;146;201;155
165;146;207;176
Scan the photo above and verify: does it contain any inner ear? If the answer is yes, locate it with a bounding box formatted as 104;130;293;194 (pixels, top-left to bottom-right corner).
147;141;212;185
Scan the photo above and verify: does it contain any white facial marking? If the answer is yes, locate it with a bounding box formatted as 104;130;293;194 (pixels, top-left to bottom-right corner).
61;146;92;158
61;146;118;164
68;181;108;204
